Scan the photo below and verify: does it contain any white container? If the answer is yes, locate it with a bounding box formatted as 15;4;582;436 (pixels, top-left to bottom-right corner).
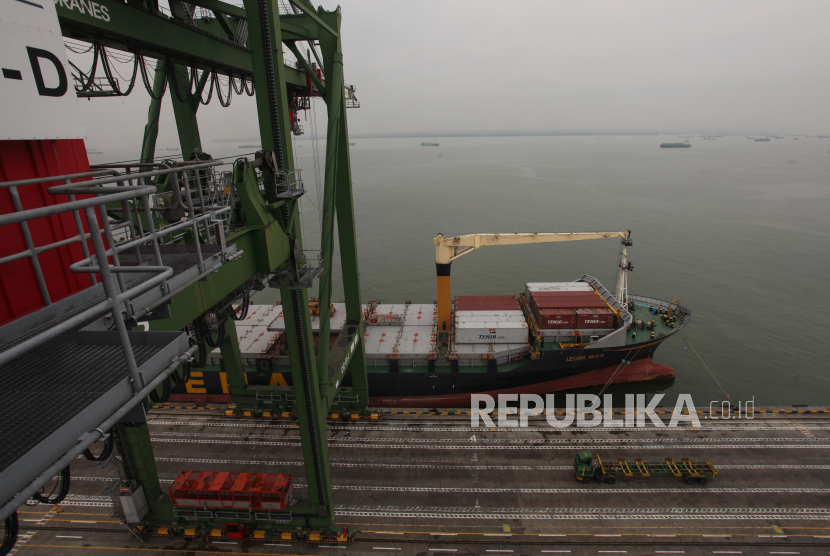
454;310;525;319
524;282;592;299
455;315;527;325
454;321;528;344
526;282;593;291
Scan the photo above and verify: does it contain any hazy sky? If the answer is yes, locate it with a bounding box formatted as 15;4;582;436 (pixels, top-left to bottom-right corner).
76;0;830;152
339;0;830;135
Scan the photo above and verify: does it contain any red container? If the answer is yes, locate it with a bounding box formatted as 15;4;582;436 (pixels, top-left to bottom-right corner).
532;294;599;300
169;471;293;511
455;295;520;312
529;291;608;311
534;300;608;309
533;308;576;329
530;292;603;302
575;308;615;328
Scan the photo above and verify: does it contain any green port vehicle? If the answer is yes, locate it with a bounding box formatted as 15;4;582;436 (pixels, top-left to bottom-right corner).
573;450;717;485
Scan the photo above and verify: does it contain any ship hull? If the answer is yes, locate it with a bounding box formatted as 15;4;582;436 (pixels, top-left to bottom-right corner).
369;357;673;407
169;336;675;408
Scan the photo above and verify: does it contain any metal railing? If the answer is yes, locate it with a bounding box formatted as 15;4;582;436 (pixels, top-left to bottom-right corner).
0;162;234;392
275;168;305;199
629;294;691;319
578;274;632;348
93;160;235;241
72;76;120;97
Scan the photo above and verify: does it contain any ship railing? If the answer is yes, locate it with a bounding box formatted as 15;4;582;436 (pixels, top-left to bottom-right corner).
0;162;235;387
578;274;631;348
629;294;691;319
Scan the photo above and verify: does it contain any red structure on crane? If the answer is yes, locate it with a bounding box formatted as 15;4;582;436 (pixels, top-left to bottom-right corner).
288;61;323;136
169;471;293;511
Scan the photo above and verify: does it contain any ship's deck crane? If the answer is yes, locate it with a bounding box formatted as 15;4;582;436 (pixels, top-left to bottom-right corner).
434;231;631;332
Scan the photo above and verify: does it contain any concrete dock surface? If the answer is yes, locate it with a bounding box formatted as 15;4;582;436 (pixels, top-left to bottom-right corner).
12;406;830;556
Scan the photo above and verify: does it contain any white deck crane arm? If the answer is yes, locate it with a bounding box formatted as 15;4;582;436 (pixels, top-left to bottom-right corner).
435;232;628;264
433;231;630;332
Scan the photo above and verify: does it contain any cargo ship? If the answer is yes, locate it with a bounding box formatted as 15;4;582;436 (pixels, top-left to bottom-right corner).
172;233;690;407
660;141;691;148
420;142;440;146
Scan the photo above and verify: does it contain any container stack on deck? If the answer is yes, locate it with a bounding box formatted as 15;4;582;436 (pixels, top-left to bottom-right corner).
451;296;529;363
524;282;616;343
363;303;438;368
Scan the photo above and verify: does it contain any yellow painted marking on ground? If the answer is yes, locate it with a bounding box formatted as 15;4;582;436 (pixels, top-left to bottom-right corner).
17;511;111;516
353;523;830;534
30;546;307;555
49;519;120;523
362;530;814;537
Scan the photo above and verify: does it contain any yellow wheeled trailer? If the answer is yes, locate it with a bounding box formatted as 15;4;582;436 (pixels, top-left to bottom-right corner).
573;450;717;485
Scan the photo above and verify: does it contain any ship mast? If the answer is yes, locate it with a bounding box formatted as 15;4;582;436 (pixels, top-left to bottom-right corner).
615;231;633;307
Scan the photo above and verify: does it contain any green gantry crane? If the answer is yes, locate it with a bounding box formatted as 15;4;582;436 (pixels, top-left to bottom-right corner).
55;0;366;543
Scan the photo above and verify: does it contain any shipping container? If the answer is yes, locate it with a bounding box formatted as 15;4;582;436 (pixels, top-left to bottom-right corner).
532;308;577;329
526;282;593;290
454;310;525;319
530;291;603;301
454;320;528;344
455;295;520;312
532;299;608;310
456;315;527;325
524;282;593;299
575;308;615;328
529;291;607;309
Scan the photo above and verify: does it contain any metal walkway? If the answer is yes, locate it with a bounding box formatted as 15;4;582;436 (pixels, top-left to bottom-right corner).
0;162;238;522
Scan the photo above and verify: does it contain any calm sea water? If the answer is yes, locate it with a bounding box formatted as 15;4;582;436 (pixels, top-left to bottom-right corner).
253;134;829;407
106;133;826;406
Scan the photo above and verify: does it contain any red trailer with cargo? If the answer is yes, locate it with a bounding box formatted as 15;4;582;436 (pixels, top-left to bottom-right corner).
169;471;293;511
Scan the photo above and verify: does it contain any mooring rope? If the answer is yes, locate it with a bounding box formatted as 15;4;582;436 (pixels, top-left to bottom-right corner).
680;331;733;404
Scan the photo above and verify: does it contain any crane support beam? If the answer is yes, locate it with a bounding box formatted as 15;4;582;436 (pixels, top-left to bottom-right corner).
56;0;313;87
186;0;247;19
287;0;339;38
434;232;629;332
285;41;326;96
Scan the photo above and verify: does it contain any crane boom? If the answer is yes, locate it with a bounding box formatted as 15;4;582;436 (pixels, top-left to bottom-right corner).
433;231;630;332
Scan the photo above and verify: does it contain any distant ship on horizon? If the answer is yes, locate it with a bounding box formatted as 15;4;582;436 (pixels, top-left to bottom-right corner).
660;140;691;148
421;142;439;146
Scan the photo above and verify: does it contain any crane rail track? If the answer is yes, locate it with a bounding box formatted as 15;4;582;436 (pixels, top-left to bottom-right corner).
149;409;830;425
12;525;830;548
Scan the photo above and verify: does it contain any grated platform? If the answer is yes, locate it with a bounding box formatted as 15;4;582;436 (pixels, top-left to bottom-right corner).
0;328;162;474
